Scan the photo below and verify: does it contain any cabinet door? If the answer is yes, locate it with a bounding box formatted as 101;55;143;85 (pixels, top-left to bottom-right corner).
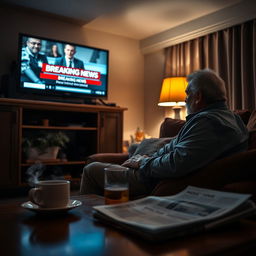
0;106;20;187
99;112;123;153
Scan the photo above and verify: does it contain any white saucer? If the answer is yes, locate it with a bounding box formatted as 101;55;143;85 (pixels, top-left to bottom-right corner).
21;199;82;213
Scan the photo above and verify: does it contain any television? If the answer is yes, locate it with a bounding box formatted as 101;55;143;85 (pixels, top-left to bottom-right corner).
16;33;109;103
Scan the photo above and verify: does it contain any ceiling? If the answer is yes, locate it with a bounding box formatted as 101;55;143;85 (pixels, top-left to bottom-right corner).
2;0;245;40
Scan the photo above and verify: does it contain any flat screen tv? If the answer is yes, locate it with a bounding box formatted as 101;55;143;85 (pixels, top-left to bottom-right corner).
17;33;109;103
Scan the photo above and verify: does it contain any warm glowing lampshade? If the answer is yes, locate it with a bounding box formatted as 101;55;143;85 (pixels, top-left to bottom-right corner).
158;77;187;106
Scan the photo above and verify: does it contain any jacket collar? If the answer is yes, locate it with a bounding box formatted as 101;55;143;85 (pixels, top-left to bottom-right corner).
186;101;228;121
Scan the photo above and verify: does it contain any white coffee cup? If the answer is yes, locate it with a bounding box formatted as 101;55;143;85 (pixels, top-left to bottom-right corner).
29;180;70;208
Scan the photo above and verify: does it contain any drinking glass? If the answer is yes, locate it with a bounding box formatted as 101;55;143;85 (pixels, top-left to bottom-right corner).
104;166;129;205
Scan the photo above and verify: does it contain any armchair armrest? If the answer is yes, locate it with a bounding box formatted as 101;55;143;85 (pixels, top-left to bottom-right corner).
86;153;129;165
151;149;256;197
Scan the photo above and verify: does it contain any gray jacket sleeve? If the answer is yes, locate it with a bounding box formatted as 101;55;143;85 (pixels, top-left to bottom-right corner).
138;115;248;181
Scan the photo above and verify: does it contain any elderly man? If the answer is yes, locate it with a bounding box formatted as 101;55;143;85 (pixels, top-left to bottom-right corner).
80;69;248;197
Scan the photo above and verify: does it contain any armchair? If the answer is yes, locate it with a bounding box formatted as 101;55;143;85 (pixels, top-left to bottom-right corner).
86;110;256;200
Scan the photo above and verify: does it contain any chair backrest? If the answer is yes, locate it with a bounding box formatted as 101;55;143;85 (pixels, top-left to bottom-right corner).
233;109;251;125
159;118;185;138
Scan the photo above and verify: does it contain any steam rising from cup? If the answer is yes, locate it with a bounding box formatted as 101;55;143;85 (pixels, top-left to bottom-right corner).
26;162;45;186
26;162;66;186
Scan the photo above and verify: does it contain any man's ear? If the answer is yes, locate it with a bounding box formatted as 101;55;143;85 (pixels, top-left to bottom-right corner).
195;91;204;105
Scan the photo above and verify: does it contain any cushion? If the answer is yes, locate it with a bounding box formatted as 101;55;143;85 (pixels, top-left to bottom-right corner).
159;118;185;138
128;143;139;157
247;110;256;130
130;138;171;157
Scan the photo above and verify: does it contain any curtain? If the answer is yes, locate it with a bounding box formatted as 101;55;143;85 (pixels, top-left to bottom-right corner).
164;19;256;110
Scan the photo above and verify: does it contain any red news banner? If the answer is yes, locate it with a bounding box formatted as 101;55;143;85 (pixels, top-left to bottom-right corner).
40;63;102;86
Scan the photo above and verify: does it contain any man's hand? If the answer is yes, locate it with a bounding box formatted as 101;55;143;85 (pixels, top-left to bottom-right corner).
122;154;148;169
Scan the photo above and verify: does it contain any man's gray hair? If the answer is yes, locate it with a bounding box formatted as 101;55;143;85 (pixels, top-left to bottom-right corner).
187;69;227;104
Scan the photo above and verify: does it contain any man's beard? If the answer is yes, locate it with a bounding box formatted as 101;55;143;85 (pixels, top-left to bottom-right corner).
186;103;192;115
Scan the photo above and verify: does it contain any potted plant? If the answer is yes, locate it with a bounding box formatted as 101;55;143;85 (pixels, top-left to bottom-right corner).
22;131;70;161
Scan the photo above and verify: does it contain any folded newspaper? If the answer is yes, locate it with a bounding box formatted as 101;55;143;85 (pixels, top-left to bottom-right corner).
93;186;256;241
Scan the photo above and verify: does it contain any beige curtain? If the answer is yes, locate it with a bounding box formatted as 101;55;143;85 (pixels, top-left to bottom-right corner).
164;19;256;110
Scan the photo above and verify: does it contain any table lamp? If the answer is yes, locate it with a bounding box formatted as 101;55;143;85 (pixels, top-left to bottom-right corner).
158;77;187;119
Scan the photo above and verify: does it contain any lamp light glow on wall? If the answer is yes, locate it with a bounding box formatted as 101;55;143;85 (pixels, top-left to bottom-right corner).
158;77;187;119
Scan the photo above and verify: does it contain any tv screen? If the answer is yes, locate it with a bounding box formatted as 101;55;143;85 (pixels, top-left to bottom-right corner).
17;33;109;102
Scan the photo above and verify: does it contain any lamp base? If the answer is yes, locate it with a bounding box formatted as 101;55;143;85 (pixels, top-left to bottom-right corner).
173;106;182;119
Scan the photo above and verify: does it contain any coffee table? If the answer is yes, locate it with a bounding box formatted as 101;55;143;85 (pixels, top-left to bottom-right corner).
1;194;256;256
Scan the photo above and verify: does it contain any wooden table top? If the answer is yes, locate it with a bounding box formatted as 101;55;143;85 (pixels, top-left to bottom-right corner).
1;194;256;256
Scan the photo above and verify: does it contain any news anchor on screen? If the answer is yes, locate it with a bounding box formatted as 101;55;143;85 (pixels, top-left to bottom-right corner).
21;37;48;84
55;44;84;69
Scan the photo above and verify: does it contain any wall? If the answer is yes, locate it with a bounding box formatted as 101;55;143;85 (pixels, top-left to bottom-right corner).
0;5;144;141
143;50;165;138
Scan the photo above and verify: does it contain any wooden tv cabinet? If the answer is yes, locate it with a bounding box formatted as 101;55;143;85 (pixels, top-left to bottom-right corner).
0;98;127;189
